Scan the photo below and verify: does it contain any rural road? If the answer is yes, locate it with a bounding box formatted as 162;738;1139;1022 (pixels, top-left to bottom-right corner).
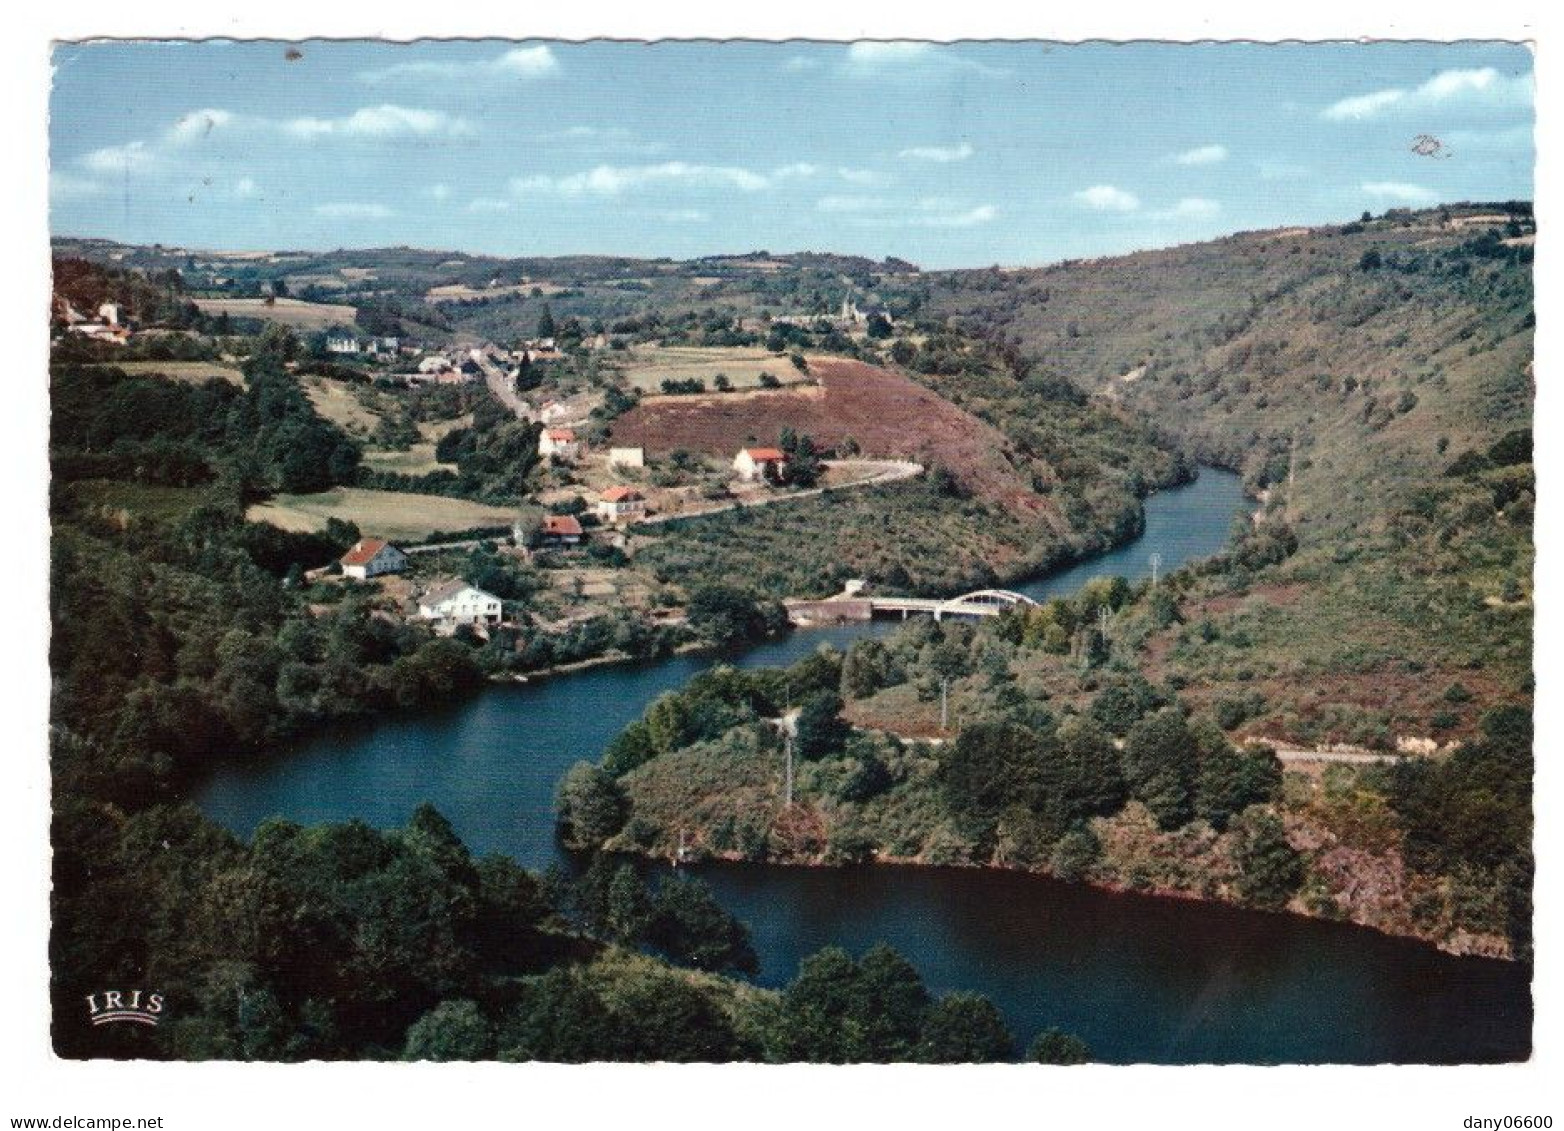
632;459;923;528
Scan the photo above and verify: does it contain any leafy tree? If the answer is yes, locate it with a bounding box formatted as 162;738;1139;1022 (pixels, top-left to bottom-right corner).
645;874;758;975
1122;708;1199;830
1195;738;1282;831
1231;807;1304;910
841;638;898;699
536;304;556;339
555;762;628;850
794;691;850;761
1029;1027;1092;1064
403;1000;494;1061
916;993;1014;1063
686;585;773;646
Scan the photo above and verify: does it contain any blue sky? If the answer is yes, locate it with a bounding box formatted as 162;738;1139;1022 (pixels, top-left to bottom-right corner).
49;40;1534;269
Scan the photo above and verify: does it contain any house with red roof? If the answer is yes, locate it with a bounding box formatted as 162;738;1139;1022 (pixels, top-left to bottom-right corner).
596;485;647;524
540;513;585;546
539;427;582;462
339;537;408;580
733;446;788;483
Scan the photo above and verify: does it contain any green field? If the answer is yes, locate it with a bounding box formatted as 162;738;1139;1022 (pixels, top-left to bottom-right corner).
246;487;516;542
615;345;807;392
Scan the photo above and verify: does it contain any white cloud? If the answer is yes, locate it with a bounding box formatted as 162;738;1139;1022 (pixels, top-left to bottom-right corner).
491;46;559;77
847;42;934;68
772;162;821;179
284;105;472;140
843;41;1004;78
898;142;974;163
82;141;155;174
817;195;996;228
1152;197;1222;220
658;209;709;223
467;197;513;213
1073;184;1140;212
314;202;394;219
425;183;452;201
1361;181;1438;205
817;195;893;213
232;177;261;199
510;162;769;197
1323;67;1533;121
1173;144;1227;166
837;167;876;184
358;45;559;84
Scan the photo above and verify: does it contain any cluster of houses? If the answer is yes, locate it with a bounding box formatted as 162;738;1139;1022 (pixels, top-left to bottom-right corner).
771;294;893;332
337;537;503;631
325;333;402;358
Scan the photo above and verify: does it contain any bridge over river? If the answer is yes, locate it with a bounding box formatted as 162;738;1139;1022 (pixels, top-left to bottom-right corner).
785;587;1036;625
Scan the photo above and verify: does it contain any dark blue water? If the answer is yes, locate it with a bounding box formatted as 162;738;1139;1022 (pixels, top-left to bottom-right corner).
193;469;1532;1063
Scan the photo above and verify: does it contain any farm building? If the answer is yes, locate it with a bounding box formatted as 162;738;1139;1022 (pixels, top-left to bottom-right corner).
733;447;788;483
608;447;646;469
339;537;408;580
418;579;503;627
540;428;583;462
540;514;585;546
597;486;647;524
326;334;360;355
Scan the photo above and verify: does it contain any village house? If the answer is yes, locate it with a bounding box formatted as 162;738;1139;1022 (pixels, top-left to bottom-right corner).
539;427;583;462
338;537;408;580
365;335;400;357
63;301;131;346
417;579;503;627
326;333;360;355
733;446;788;483
608;446;646;469
596;486;647;524
538;513;585;547
417;355;455;374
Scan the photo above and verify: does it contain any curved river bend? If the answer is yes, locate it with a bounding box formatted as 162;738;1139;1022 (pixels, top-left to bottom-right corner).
196;470;1532;1063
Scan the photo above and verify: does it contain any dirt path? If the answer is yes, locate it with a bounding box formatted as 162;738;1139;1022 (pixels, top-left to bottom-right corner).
632;459;922;528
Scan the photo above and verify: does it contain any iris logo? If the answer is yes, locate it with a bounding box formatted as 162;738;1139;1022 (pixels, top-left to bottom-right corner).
85;990;164;1027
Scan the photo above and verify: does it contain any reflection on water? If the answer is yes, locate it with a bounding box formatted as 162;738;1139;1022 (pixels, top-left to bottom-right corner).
194;469;1531;1063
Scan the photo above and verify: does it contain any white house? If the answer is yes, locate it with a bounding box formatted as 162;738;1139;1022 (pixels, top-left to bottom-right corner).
608;446;646;469
418;355;455;374
596;486;647;524
733;446;788;483
326;334;360;355
418;579;503;627
339;537;408;580
539;427;582;462
366;336;400;357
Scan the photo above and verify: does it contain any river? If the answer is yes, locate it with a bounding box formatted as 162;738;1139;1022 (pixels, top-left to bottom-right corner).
194;468;1532;1063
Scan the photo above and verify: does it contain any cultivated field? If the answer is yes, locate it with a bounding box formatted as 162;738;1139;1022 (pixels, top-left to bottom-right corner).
193;296;357;330
611;358;1046;514
425;280;569;303
615;345;809;393
247;487;516;542
88;359;246;386
301;376;384;435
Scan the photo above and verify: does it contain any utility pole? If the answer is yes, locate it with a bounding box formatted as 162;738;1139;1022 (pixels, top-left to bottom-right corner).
940;677;950;731
1098;605;1111;645
783;730;794;808
1149;552;1162;588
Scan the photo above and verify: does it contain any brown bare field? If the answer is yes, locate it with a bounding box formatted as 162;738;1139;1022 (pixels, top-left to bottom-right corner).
193;296;357;329
614;344;807;392
611;357;1049;515
425;280;568;303
247;488;515;542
